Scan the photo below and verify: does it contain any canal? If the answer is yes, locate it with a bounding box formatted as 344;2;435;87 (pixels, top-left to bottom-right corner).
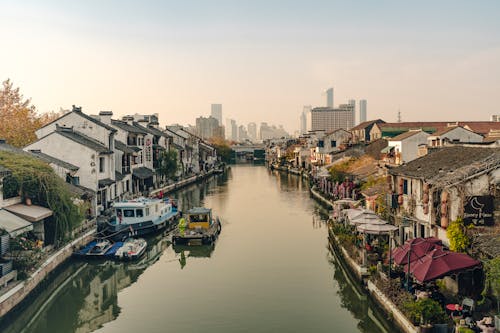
0;165;399;333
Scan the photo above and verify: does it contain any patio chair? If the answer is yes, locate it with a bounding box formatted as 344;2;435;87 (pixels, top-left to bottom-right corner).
461;298;474;314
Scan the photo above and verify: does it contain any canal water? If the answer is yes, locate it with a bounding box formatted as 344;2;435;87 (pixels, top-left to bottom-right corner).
1;165;399;333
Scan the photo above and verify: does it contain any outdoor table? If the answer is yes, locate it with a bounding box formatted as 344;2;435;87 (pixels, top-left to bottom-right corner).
446;304;463;311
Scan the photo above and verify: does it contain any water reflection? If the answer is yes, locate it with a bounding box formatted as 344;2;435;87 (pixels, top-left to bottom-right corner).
1;168;399;333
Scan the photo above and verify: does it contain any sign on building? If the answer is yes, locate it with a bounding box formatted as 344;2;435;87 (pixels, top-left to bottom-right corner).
463;196;494;226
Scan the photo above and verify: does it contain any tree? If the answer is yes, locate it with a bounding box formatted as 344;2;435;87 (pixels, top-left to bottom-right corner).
0;79;61;147
157;150;179;183
446;217;470;252
208;137;232;163
484;257;500;313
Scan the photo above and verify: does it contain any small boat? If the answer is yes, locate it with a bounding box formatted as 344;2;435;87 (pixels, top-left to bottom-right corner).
102;197;180;240
115;238;148;260
73;239;123;258
172;207;221;245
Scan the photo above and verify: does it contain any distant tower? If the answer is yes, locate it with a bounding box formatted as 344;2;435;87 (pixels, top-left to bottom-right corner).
348;99;356;125
211;104;222;125
326;88;334;108
397;109;402;123
359;99;367;124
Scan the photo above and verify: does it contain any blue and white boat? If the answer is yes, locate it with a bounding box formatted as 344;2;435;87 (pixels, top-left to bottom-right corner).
105;197;179;240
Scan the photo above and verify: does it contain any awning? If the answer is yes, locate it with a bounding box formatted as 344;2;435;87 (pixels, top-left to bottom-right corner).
115;140;136;154
132;166;154;180
98;178;115;188
4;204;52;223
115;171;124;181
0;209;33;236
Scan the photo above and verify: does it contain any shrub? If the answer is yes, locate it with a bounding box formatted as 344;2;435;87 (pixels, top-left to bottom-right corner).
446;218;470;252
404;298;447;325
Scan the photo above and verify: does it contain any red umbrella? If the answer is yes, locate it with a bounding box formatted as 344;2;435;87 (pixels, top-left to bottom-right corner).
405;248;481;283
393;237;442;265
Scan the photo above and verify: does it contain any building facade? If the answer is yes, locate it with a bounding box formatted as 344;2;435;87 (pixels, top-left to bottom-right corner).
311;105;355;132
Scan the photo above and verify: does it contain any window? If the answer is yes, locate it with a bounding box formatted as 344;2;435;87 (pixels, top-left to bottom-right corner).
136;209;144;217
99;157;105;173
318;140;324;148
331;140;337;148
124;209;135;217
155;204;158;213
126;180;130;192
145;208;150;216
403;179;408;195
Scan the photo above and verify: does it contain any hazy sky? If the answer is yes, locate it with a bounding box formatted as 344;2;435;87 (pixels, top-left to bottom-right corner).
1;1;500;132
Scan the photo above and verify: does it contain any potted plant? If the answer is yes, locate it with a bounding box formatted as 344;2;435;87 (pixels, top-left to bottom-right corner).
405;298;447;333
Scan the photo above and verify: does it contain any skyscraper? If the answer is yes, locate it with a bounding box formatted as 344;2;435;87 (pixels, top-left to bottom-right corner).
300;105;312;134
326;88;334;108
211;104;222;125
348;99;356;125
225;119;237;141
359;100;367;123
247;122;257;142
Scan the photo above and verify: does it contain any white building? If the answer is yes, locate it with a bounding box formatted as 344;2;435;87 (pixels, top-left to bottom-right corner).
311;105;355;132
26;125;115;214
387;129;430;165
310;129;352;165
427;126;483;147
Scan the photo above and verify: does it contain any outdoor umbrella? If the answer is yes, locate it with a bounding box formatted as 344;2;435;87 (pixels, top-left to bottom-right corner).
342;208;364;220
404;248;481;283
393;237;442;265
357;223;398;235
350;212;386;225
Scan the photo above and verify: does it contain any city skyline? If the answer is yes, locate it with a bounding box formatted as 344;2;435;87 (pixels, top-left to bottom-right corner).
1;1;500;133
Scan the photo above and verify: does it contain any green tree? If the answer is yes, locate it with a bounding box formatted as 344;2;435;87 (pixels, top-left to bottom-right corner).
157;150;179;182
446;217;470;252
484;257;500;313
0;151;83;243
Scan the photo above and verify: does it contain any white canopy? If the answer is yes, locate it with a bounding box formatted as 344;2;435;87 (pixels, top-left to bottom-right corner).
357;223;398;235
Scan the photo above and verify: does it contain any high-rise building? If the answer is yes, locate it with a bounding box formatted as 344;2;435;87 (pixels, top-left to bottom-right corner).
238;125;249;142
259;122;289;141
348;99;356;124
195;116;224;139
326;88;334;108
359;100;367;124
300;105;312;134
311;104;354;132
225;119;238;141
247;122;257;142
211;104;222;125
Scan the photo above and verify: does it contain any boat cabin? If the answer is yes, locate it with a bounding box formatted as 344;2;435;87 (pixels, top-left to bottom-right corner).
112;198;172;225
186;207;212;230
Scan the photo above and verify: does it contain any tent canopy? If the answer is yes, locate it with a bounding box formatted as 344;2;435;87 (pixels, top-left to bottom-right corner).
393;237;442;265
357;223;398;235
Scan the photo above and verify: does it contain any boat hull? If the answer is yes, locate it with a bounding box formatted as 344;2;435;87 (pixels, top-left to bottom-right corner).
104;212;179;241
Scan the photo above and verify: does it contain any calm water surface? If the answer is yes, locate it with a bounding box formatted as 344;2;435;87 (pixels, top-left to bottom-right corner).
1;165;399;333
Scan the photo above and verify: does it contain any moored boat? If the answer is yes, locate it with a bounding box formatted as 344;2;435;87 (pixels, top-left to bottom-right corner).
172;207;221;245
73;239;123;258
114;238;147;260
102;197;179;240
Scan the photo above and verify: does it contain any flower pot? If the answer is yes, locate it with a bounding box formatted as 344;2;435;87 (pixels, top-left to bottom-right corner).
25;198;32;206
418;325;433;333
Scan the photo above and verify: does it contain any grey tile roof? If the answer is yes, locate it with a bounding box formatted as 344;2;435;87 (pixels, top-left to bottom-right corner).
389;146;500;183
98;178;115;188
29;150;79;171
115;171;124;181
56;128;113;154
132;166;153;179
111;120;147;135
40;107;117;133
115;140;136;154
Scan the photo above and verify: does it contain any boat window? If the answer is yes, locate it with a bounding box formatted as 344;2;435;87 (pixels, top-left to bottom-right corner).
115;209;122;216
136;209;144;217
155;204;158;213
145;208;150;216
124;209;135;218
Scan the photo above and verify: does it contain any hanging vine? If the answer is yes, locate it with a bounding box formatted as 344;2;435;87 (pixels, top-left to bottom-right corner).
0;151;83;244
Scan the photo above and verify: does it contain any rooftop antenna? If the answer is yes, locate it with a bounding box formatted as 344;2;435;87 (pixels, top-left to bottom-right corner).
397;108;402;123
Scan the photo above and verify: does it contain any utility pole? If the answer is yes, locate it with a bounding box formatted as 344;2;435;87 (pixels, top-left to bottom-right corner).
397;109;402;123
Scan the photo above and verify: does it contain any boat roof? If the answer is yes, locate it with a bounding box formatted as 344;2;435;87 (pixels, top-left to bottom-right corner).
112;197;163;208
187;207;211;215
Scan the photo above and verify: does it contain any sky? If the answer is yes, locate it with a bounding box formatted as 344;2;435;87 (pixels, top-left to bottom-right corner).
1;0;500;133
